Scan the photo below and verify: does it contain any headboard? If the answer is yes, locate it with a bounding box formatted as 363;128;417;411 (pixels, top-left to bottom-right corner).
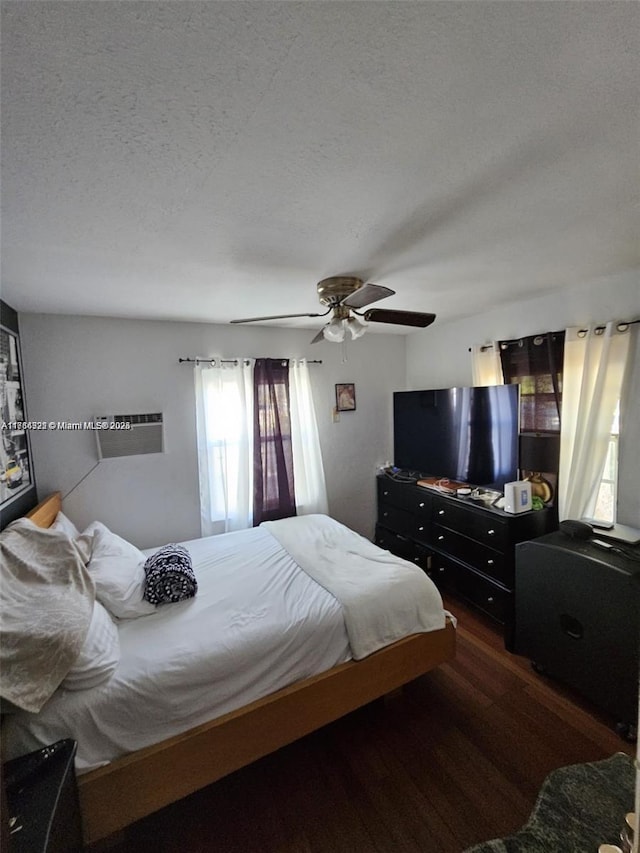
25;492;61;529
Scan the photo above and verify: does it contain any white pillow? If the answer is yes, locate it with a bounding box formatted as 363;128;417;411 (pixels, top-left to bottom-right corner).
79;521;156;619
62;600;120;691
50;511;81;539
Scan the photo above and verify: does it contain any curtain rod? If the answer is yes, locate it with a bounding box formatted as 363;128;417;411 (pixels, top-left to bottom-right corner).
577;318;640;337
178;357;322;365
470;318;639;352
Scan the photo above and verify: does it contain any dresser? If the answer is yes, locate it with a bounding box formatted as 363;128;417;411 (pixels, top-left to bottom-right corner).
374;474;556;647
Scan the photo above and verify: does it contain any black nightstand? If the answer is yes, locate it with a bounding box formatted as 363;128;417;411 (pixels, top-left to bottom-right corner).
3;740;83;852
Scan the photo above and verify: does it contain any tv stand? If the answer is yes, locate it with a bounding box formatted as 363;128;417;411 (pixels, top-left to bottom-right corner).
375;474;557;648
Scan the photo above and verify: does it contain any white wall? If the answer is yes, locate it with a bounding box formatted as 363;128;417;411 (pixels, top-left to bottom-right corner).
405;272;640;526
19;314;405;547
18;271;640;545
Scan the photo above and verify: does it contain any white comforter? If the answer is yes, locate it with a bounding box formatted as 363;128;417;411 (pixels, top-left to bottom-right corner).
3;516;447;773
264;514;446;658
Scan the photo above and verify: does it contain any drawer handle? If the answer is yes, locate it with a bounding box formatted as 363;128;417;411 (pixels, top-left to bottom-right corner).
487;559;494;566
487;596;494;603
419;502;425;508
414;557;420;563
438;509;445;515
437;535;444;541
418;525;425;532
487;529;495;535
560;613;583;640
383;490;389;496
438;567;445;572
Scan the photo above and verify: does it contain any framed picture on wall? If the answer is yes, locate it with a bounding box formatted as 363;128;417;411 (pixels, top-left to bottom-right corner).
335;383;356;412
0;301;37;527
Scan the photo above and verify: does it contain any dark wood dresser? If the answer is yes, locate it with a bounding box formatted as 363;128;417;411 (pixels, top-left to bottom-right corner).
374;474;556;648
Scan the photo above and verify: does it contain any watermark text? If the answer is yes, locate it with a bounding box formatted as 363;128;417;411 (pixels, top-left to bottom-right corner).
1;421;132;431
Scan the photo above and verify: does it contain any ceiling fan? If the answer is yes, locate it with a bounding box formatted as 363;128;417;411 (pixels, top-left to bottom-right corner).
230;276;436;343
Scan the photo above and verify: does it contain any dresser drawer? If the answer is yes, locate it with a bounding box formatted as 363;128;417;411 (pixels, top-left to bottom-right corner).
456;569;510;624
377;504;418;538
378;478;432;517
403;488;433;518
379;503;432;542
374;524;395;552
428;551;459;589
432;497;508;550
431;524;510;586
374;525;432;573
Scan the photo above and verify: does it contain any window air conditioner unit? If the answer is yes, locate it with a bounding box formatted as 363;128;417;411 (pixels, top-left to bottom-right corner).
95;413;164;460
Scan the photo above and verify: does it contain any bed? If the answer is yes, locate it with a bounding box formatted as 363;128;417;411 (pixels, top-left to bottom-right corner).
2;492;455;845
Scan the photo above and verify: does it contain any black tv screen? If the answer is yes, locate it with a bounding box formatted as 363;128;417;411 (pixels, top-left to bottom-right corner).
393;385;520;491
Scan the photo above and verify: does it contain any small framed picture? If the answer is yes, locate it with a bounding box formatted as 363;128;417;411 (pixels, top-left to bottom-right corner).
335;383;356;412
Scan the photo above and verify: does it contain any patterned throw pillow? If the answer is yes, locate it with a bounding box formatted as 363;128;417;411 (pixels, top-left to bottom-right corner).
143;544;197;605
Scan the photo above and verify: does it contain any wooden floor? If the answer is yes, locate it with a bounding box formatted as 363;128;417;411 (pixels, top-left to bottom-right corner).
95;595;635;853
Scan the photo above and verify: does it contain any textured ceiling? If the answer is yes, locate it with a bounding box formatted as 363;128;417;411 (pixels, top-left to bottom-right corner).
1;1;638;332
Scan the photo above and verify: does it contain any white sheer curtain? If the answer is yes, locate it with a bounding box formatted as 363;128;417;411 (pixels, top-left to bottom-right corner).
195;357;327;534
558;322;632;521
471;343;503;386
289;359;328;515
194;359;253;535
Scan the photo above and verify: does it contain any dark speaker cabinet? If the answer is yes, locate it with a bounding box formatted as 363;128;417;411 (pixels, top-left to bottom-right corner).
2;740;83;852
513;533;639;735
375;475;556;647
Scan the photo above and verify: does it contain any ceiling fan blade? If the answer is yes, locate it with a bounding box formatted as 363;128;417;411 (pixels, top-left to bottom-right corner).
310;327;326;344
363;308;436;328
340;283;395;309
230;311;327;324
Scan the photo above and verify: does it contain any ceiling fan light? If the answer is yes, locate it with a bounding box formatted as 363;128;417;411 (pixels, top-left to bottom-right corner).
322;318;346;342
347;315;367;339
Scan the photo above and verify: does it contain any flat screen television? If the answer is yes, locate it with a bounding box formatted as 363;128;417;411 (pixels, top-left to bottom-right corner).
393;385;520;492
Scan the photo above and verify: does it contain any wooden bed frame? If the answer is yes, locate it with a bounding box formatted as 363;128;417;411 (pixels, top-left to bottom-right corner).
27;492;456;845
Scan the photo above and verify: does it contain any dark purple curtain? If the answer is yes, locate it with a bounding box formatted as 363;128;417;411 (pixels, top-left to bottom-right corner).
252;358;296;526
499;331;565;433
499;331;565;506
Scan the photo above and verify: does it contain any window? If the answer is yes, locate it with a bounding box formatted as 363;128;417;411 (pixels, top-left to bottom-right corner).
194;358;327;535
195;359;254;534
591;403;619;524
499;331;565;506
